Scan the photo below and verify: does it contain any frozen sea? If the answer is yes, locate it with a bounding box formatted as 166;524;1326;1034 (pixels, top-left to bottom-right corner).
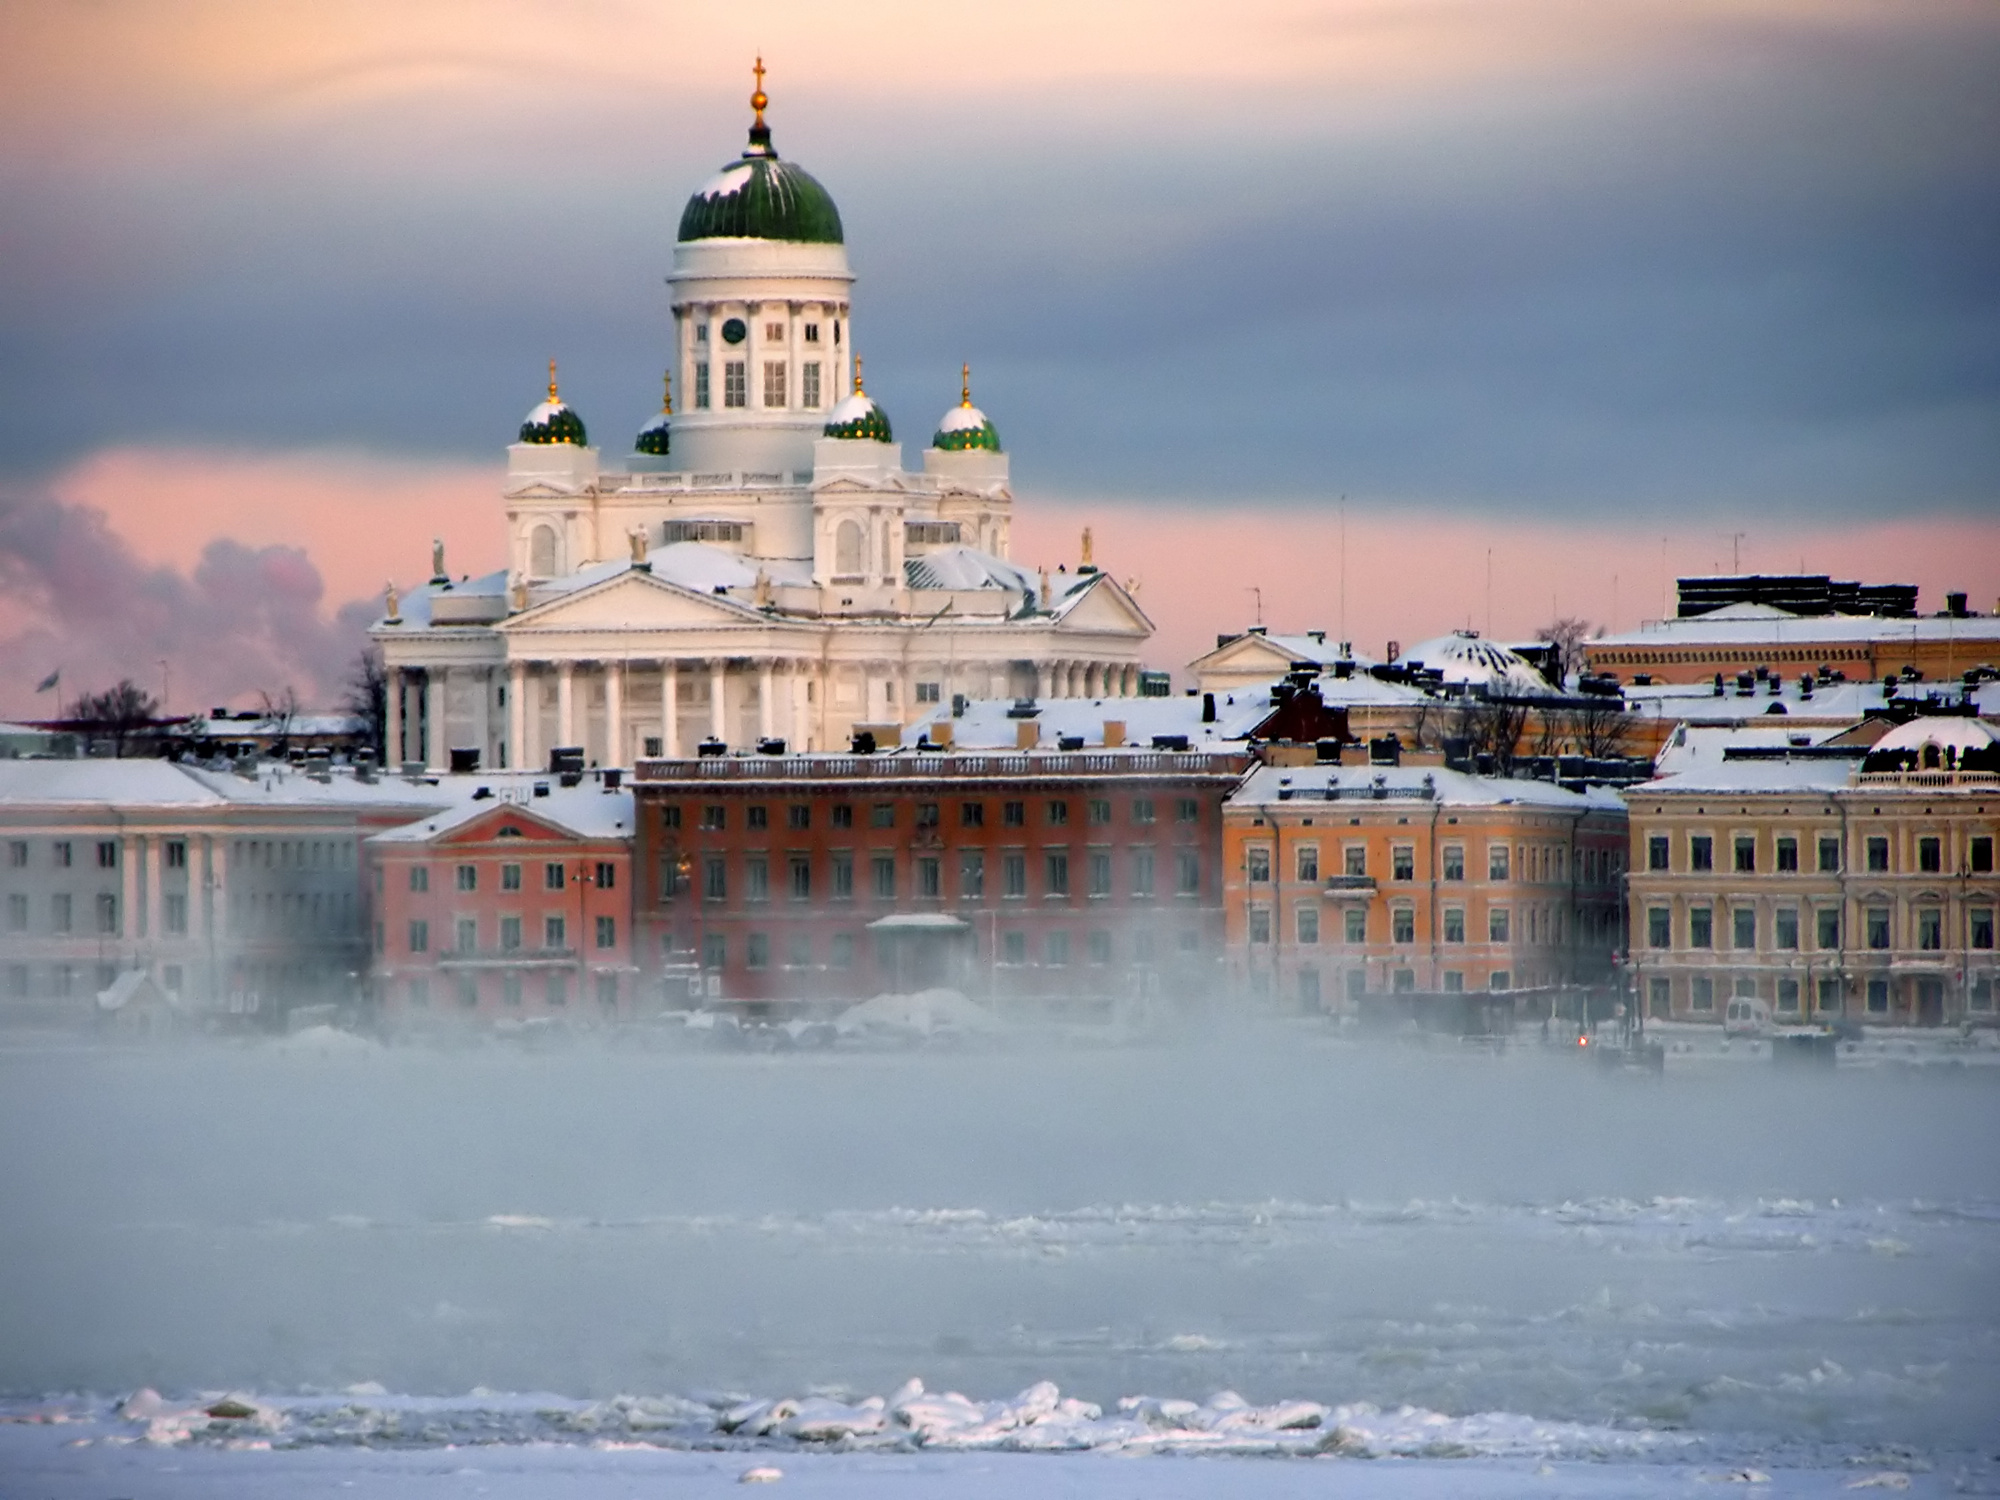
0;1029;1994;1496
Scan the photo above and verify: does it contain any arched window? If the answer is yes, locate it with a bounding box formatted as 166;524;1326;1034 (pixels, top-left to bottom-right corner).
834;518;863;577
529;524;559;579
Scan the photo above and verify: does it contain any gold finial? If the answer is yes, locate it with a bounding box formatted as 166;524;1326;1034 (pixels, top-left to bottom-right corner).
961;362;972;408
751;56;768;124
853;354;864;396
1081;527;1093;568
547;358;559;402
661;369;673;414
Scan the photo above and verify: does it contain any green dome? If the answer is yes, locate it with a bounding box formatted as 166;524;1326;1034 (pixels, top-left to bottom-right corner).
519;399;586;446
635;412;671;456
678;153;843;245
934;403;1001;453
823;392;892;442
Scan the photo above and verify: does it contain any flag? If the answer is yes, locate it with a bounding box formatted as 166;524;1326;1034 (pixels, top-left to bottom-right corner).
34;669;59;693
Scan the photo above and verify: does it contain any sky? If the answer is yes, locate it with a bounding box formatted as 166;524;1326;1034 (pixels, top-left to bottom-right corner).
1;0;1996;714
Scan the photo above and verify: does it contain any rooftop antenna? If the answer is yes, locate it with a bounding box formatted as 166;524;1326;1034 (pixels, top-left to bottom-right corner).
1485;548;1493;636
1728;531;1745;571
1338;494;1348;644
1248;585;1263;627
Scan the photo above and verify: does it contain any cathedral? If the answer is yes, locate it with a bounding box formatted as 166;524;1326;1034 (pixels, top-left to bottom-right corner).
373;65;1155;770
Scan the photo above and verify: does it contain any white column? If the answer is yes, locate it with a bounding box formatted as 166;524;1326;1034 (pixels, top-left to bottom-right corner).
473;667;492;768
385;667;403;766
789;662;808;750
508;662;526;771
120;836;140;946
1036;661;1052;701
710;660;727;744
759;661;775;741
425;670;447;771
145;836;163;944
557;661;576;749
605;659;625;767
663;661;680;757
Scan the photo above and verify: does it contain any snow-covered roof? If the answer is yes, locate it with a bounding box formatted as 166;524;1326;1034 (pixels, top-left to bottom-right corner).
0;759;455;814
903;546;1031;594
1400;632;1556;697
1649;721;1850;778
1594;612;2000;649
368;782;634;845
1620;676;1891;723
904;692;1271;751
1230;763;1625;813
1634;758;1859;795
1868;715;1999;757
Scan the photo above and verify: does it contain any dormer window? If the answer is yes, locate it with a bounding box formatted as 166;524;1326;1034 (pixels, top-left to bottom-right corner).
696;324;709;343
764;322;785;342
804;323;820;343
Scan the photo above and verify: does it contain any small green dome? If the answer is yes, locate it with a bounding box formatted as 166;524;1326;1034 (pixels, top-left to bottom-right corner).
934;403;1001;453
635;412;671;456
520;362;586;445
822;392;892;443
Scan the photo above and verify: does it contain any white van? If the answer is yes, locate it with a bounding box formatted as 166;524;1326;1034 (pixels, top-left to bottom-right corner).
1723;996;1771;1037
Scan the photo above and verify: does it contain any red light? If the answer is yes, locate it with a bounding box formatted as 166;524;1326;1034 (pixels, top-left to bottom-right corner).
1576;1036;1588;1047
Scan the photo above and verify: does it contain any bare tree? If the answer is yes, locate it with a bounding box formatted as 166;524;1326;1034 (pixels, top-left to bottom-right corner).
258;686;302;758
70;680;160;758
341;648;387;761
1534;616;1595;685
1451;697;1530;774
1564;699;1633;760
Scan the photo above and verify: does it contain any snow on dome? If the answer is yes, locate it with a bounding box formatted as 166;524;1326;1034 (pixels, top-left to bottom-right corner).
519;361;586;445
933;365;1002;452
634;411;671;456
674;70;843;245
1401;631;1554;697
822;392;892;443
1863;714;1999;772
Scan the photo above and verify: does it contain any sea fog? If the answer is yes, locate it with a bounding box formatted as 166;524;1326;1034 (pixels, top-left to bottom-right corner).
1;1033;1995;1467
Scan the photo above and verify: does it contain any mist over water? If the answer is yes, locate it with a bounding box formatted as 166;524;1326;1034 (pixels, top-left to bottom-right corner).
2;1032;1995;1467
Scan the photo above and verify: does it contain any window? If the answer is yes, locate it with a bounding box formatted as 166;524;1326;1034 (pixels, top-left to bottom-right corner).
1297;905;1320;944
790;856;811;900
1691;976;1714;1012
694;361;711;408
1776;836;1798;872
1647;835;1669;871
1003;853;1026;898
723;359;746;407
1689;835;1713;872
1818;836;1841;872
1087;799;1112;826
1734;835;1756;873
1817;977;1841;1013
1249;907;1272;944
6;841;24;867
1972;908;1994;950
1295;844;1319;882
1176;851;1201;895
1344;846;1366;878
502;863;522;891
96;893;118;934
1003;801;1025;827
1733;907;1757;950
545;862;566;890
97;840;118;869
912;681;941;705
408;919;429;953
544;915;567;949
834;519;865;576
1690;907;1713;948
802;361;821;408
742;932;769;970
959;801;984;828
704;856;726;900
1917;908;1942;951
1131;848;1154;896
872;854;896;900
1000;931;1027;965
1443;845;1465;881
825;931;853;970
50;894;70;933
1777;978;1800;1013
595;915;616;950
915;803;939;830
1918;836;1942;873
501;915;521;951
1392;845;1415;881
1088;851;1112;897
1133;799;1155;825
1045;851;1070;898
451;864;474;892
1046;800;1069;826
763;321;785;342
1816;907;1840;949
1866;907;1890;950
959;851;984;899
803;322;820;343
1866;836;1889;872
1649;977;1671;1018
410;866;429;893
762;360;789;408
782;805;810;832
1866;978;1889;1014
831;852;853;899
165;840;187;870
1973;836;1994;874
831;805;853;829
542;971;566;1007
1445;907;1466;943
1973;977;1994;1012
871;804;895;829
918;856;942;898
1489;844;1511;881
746;857;769;903
595;862;616;890
1247;846;1271;883
747;806;768;831
456;917;478;952
1046;931;1070;966
52;841;71;868
1344;908;1367;944
1775;908;1799;950
1488;907;1510;943
5;894;26;932
702;805;727;831
1177;798;1199;823
703;932;726;970
1648;907;1670;948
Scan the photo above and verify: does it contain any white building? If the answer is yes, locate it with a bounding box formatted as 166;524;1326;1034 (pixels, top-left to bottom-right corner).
374;69;1153;773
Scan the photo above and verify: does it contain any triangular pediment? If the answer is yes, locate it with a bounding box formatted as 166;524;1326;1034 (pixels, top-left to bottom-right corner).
506;482;586;500
501;571;754;633
435;805;574;845
1187;632;1307;676
1052;574;1154;637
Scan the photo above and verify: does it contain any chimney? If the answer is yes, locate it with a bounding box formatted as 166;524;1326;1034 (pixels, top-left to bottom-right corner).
1102;720;1125;747
1201;692;1216;723
1946;591;1967;617
1015;719;1039;750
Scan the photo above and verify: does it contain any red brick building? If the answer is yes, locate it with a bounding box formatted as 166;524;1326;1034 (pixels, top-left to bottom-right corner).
366;784;636;1025
631;749;1250;1016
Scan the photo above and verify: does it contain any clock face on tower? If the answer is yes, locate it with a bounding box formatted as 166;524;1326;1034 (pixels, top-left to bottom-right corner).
721;318;747;345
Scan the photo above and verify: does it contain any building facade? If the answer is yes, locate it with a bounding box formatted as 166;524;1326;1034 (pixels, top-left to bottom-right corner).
366;784;636;1026
373;71;1153;773
1625;717;2000;1026
630;747;1249;1016
1222;765;1629;1013
1587;602;2000;687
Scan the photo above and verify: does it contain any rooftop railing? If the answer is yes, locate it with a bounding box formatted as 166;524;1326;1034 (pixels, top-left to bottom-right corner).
635;751;1250;783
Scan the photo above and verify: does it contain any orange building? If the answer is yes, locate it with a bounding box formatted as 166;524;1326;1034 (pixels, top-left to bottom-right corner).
366;783;636;1025
1222;764;1628;1012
